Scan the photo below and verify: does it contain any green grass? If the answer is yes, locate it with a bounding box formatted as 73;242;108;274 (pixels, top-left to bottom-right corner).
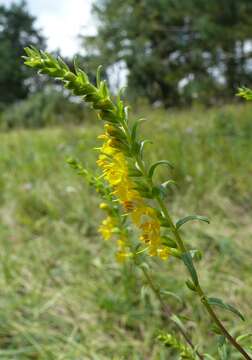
0;104;252;359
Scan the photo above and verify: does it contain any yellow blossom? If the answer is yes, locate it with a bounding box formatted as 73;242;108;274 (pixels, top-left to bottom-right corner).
131;205;157;226
113;181;141;204
98;216;116;240
99;202;109;210
116;237;132;263
100;141;116;156
158;247;170;260
97;125;169;260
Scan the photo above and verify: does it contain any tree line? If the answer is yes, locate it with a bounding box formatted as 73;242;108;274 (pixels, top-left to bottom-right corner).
1;0;252;108
0;1;45;107
83;0;252;106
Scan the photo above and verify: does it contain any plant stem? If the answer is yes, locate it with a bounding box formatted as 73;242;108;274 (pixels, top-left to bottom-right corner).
197;286;251;360
140;265;205;360
156;196;251;360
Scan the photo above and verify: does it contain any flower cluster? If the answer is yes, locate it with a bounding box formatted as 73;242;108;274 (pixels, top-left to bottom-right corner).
67;157;133;262
97;124;170;260
98;212;131;263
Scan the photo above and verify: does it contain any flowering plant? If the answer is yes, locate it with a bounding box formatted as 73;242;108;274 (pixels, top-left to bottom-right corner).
23;47;252;359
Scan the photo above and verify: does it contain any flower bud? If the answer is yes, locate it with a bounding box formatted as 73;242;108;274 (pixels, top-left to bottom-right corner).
99;202;109;210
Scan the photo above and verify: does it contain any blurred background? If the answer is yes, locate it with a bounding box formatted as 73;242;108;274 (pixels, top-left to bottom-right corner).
0;0;252;359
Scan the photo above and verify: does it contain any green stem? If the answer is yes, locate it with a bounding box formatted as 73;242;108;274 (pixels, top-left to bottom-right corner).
197;285;251;360
140;265;204;360
156;196;251;360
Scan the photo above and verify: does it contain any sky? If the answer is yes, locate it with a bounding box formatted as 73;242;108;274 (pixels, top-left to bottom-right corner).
1;0;95;56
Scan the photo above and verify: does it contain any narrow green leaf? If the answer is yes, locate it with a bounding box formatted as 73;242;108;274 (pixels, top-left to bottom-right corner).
96;65;103;87
218;342;228;360
190;249;202;261
135;247;148;255
135;161;142;173
100;80;109;98
170;314;187;333
204;354;217;360
185;279;197;292
169;248;182;258
30;45;41;55
161;179;176;189
211;324;223;335
161;235;177;248
124;105;130;122
148;160;174;179
24;46;34;57
236;333;252;343
159;219;171;228
140;285;150;300
207;297;245;321
139;139;152;158
176;215;210;229
118;86;127;98
152;180;176;199
133;181;150;193
140;262;150;272
181;252;199;286
152;184;167;199
160;290;183;304
218;335;226;347
78;69;89;84
73;56;80;74
59;57;70;73
131;118;146;142
128;168;143;177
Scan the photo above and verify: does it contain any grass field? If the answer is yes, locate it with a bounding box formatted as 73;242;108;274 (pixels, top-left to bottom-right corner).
0;104;252;359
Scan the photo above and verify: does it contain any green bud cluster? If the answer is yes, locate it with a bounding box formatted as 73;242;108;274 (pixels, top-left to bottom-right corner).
23;47;119;124
237;87;252;101
67;157;122;221
158;333;196;359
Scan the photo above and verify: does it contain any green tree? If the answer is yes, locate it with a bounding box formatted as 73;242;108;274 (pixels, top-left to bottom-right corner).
81;0;252;106
0;0;45;106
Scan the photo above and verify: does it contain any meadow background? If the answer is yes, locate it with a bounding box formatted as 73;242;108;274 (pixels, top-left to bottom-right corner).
1;1;252;359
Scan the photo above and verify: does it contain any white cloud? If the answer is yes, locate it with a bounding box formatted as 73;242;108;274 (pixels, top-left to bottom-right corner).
1;0;95;56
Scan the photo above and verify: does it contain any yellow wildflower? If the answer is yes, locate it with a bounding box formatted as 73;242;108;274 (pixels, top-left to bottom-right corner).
131;205;157;226
117;238;126;248
97;125;169;261
113;181;141;204
158;247;170;260
99;202;109;210
100;141;116;156
116;237;132;263
98;216;116;240
96;154;109;168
